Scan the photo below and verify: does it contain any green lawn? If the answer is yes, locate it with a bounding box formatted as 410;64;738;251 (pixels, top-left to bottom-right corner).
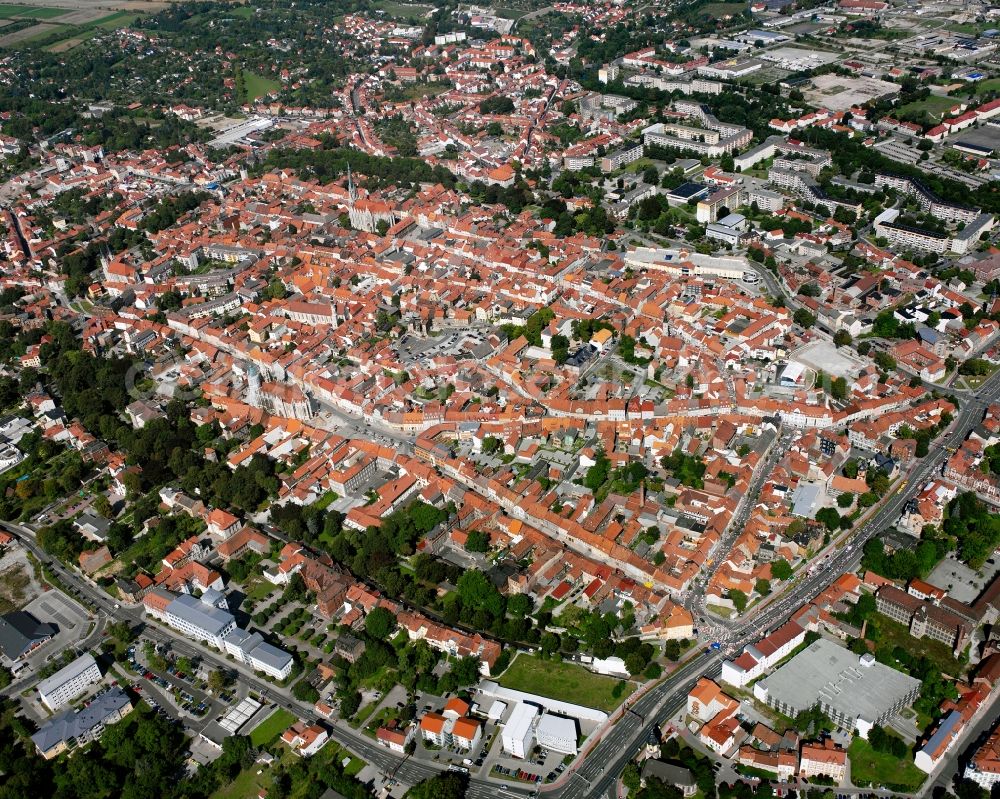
313;490;340;510
230;5;254;18
497;653;634;713
212;744;363;799
244;70;280;101
249;707;296;747
848;737;925;791
244;578;277;602
949;22;991;36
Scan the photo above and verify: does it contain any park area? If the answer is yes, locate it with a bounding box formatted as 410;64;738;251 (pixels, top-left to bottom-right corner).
497;653;634;713
848;737;925;792
210;737;365;799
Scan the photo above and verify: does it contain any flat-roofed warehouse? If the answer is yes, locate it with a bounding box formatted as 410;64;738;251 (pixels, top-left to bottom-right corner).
753;638;920;738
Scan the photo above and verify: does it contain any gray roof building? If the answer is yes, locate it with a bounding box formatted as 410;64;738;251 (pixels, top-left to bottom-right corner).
753;638;921;736
641;760;697;796
0;611;56;660
31;687;132;758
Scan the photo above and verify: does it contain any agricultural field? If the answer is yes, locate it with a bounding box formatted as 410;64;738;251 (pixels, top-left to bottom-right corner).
0;6;68;19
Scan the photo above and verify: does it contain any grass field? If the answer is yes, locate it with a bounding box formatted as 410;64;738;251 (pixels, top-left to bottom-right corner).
848;737;925;791
494;7;530;19
497;654;634;712
372;1;433;20
702;2;747;16
872;616;964;678
898;93;966;121
249;707;296;747
973;78;1000;94
0;563;30;614
244;70;280;101
230;5;253;17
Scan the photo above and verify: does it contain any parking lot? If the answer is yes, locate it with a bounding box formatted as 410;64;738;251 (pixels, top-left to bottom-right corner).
128;639;233;724
17;590;93;672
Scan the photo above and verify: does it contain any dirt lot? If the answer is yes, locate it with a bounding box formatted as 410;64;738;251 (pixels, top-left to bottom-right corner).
0;548;44;614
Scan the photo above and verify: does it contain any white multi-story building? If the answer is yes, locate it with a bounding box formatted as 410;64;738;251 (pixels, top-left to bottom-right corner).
37;652;102;711
143;589;292;679
223;628;294;680
501;702;539;758
145;589;237;648
535;713;578;755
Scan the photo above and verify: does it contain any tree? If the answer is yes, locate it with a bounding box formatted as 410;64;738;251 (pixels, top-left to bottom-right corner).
793;308;816;329
584;449;611;491
283;572;308;603
550;333;570;365
208;669;230;693
622;762;642;792
93;494;114;519
365;606;396;640
830;376;848;401
868;725;907;758
816;507;842;531
771;559;792;580
451;656;481;686
407;771;468;799
464;529;490;552
754;578;771;596
837;491;854;508
730;589;748;613
507;593;532;618
106;620;135;644
833;329;853;347
292;680;319;703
